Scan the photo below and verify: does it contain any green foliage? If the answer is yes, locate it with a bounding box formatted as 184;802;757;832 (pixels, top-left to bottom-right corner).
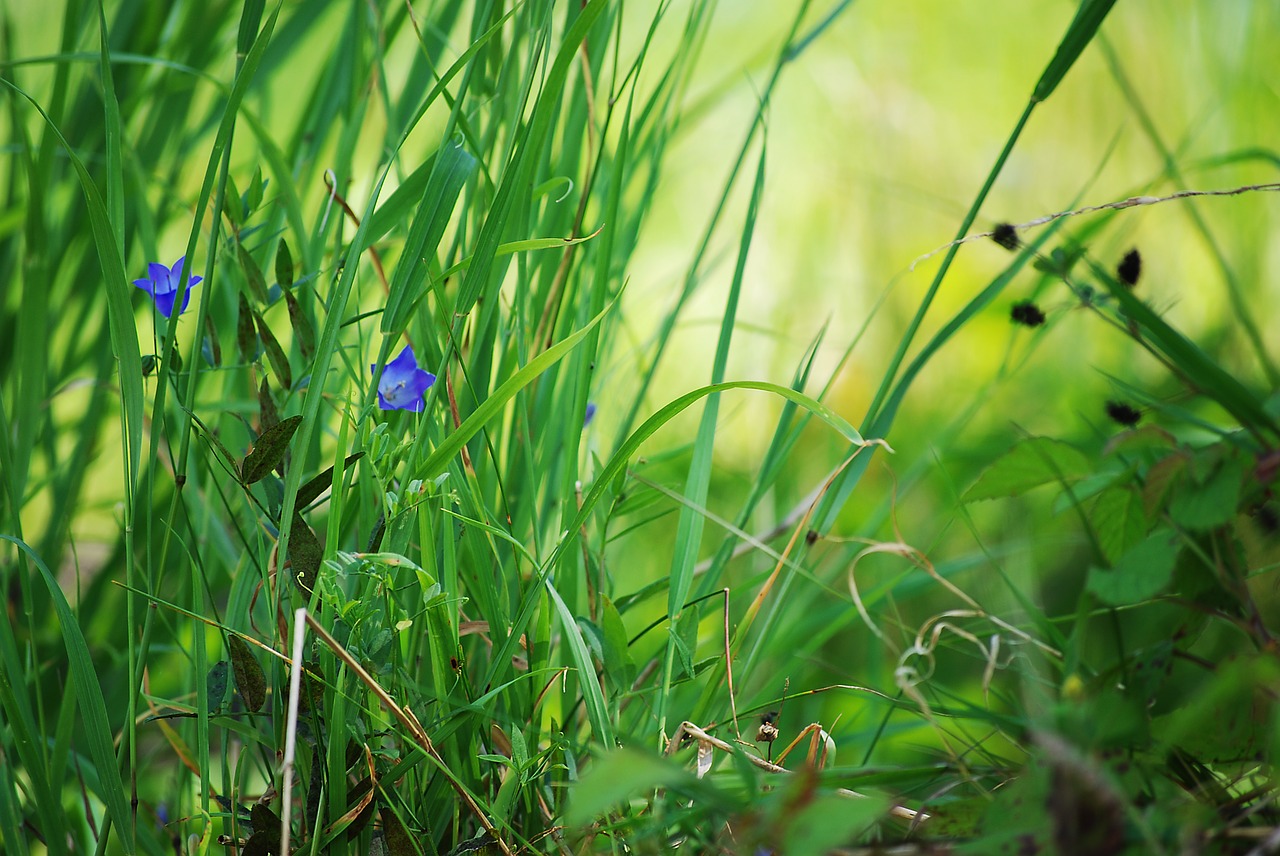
2;1;1279;854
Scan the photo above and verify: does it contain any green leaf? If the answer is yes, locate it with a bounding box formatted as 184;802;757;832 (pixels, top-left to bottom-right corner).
1087;528;1179;606
1091;486;1147;564
240;414;303;484
236;292;258;363
1169;455;1246;531
237;241;269;303
288;513;323;594
227;634;267;713
3;535;133;853
963;437;1091;501
296;452;365;509
253;306;292;389
599;596;636;689
206;661;230;712
275;238;294;289
566;749;693;826
781;792;888;856
545;581;613;746
1031;0;1119;102
381;136;477;334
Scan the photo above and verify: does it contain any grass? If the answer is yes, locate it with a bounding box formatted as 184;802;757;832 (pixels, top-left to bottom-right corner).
2;1;1280;854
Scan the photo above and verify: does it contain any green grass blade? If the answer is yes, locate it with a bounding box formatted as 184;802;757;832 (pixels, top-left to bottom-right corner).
2;535;133;854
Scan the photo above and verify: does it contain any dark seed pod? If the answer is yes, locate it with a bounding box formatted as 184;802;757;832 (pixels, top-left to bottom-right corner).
992;222;1020;251
1105;400;1141;427
1011;300;1046;327
1117;249;1141;286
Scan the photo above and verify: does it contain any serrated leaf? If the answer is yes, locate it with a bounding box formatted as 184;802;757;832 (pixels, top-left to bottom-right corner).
1091;487;1147;564
963;437;1091;501
240;415;303;484
206;661;230;712
1169;455;1246;531
228;634;267;712
1087;528;1178;606
1142;453;1187;518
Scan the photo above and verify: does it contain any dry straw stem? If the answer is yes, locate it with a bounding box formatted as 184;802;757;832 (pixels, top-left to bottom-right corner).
666;720;926;824
910;182;1280;271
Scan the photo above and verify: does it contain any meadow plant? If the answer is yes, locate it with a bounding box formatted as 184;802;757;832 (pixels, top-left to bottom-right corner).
2;1;1279;855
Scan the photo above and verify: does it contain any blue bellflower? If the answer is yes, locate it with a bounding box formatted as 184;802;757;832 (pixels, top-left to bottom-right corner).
133;256;201;318
372;346;436;412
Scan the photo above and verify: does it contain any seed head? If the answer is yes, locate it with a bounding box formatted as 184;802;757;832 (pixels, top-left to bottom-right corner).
991;222;1020;251
1105;400;1141;427
1117;249;1142;287
1010;300;1046;327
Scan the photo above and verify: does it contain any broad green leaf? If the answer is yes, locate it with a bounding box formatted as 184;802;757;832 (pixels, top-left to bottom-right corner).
1091;486;1147;564
566;749;693;826
1169;455;1246;531
782;792;888;856
240;415;303;484
1087;528;1178;606
963;438;1091;501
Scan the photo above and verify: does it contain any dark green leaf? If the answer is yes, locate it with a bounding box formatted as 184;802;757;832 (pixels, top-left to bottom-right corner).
240;415;303;484
228;634;267;713
258;377;279;434
289;513;323;594
238;243;269;303
380;805;417;856
254;307;292;389
206;661;230;712
282;285;315;362
275;239;294;290
237;292;258;363
296;453;364;509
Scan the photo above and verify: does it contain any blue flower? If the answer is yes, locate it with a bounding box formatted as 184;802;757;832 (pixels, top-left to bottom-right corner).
583;401;597;427
372;346;436;412
133;256;202;318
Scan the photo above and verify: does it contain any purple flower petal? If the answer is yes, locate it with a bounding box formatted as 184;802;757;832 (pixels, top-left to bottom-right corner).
135;256;201;317
373;345;436;411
